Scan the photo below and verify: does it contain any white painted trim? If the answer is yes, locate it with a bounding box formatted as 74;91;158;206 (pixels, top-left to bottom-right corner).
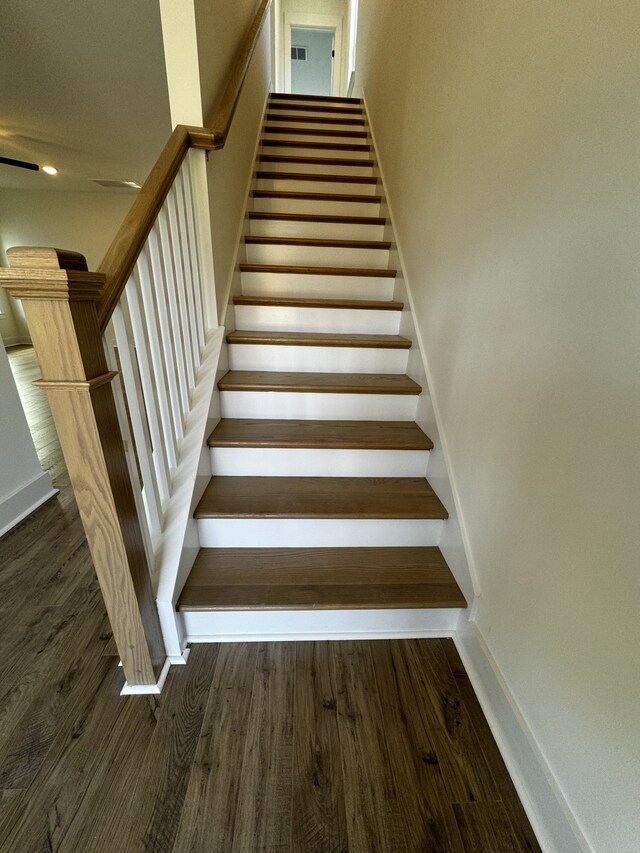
3;337;32;348
154;327;224;658
455;615;591;853
284;12;344;97
120;656;171;696
183;606;461;642
363;94;481;599
0;470;58;539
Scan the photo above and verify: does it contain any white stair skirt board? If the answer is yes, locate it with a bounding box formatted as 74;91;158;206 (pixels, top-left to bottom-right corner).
197;517;444;548
262;145;371;161
248;217;385;241
240;271;394;301
210;447;430;478
252;196;380;216
182;607;461;643
227;344;409;374
258;160;374;177
256;177;378;196
220;391;418;421
0;470;58;539
234;305;401;336
245;243;390;268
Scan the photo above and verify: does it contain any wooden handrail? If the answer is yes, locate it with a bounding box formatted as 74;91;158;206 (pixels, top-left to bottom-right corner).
96;0;272;332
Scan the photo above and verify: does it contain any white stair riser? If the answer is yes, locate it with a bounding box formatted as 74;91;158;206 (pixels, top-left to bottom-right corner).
253;196;380;216
245;242;389;268
182;608;460;642
210;447;429;477
262;144;371;160
220;391;418;420
227;344;409;374
240;271;394;300
248;218;384;241
263;131;368;145
265;118;366;132
197;517;443;548
234;305;401;335
256;177;378;196
269;103;362;117
258;160;373;177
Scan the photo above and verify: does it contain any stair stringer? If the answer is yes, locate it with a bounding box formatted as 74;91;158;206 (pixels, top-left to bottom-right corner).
363;98;479;608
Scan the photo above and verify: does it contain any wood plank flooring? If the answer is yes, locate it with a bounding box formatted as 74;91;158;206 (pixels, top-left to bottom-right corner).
0;346;541;852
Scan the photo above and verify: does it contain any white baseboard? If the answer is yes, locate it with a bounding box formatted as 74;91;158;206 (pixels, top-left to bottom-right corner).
454;615;590;853
120;656;171;695
0;470;58;538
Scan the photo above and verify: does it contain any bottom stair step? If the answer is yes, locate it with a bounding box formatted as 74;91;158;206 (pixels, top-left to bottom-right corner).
177;547;467;611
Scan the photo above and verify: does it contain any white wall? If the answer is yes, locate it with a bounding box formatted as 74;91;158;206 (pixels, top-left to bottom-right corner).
0;332;56;537
278;0;348;94
353;2;640;852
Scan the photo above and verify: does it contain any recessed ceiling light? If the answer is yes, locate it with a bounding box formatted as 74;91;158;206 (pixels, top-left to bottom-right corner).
42;165;58;175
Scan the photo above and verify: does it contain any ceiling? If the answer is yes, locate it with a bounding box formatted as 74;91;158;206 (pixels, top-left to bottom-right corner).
0;0;171;192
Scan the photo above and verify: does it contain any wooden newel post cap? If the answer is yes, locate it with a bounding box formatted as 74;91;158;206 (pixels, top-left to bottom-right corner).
0;247;105;302
6;247;89;271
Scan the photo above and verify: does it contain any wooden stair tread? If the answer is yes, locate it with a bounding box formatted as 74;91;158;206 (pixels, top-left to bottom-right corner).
270;93;362;104
226;330;411;348
244;236;391;250
217;371;422;395
194;477;448;519
177;547;466;611
267;104;364;115
207;419;433;450
252;190;381;203
264;126;368;138
233;295;403;311
265;113;366;125
262;140;371;151
259;155;374;168
249;211;386;225
255;171;378;185
239;263;396;277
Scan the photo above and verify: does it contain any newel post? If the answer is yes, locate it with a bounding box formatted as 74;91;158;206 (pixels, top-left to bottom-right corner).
0;247;166;689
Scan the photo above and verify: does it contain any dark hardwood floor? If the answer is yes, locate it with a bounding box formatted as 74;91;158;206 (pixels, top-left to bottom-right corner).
0;346;541;852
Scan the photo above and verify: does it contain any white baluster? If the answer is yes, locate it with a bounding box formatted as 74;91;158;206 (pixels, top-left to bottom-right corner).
111;302;164;536
166;188;197;389
180;159;206;348
157;207;191;415
122;274;171;504
174;172;202;361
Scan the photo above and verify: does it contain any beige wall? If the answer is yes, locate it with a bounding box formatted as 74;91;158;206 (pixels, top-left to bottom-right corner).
0;188;134;343
353;2;640;851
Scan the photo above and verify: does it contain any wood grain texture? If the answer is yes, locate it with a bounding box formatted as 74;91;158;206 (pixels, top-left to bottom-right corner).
251;190;382;204
233;294;403;310
207;418;432;449
218;370;422;394
270;93;362;104
226;329;411;348
255;171;378;184
259;154;374;168
264;126;369;138
265;114;366;125
261;139;371;152
245;235;390;249
292;642;347;852
248;211;386;225
2;259;164;688
194;476;448;519
240;262;395;277
177;546;467;611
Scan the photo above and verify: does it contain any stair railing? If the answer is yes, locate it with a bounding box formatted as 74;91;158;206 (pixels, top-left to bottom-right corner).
0;0;272;691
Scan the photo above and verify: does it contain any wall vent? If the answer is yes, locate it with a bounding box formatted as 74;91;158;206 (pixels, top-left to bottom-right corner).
291;46;307;61
89;179;141;189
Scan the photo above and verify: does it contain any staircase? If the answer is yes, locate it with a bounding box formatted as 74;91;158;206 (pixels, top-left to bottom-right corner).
177;93;466;638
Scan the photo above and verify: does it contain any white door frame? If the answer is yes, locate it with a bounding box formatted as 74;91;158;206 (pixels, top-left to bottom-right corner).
284;12;344;97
